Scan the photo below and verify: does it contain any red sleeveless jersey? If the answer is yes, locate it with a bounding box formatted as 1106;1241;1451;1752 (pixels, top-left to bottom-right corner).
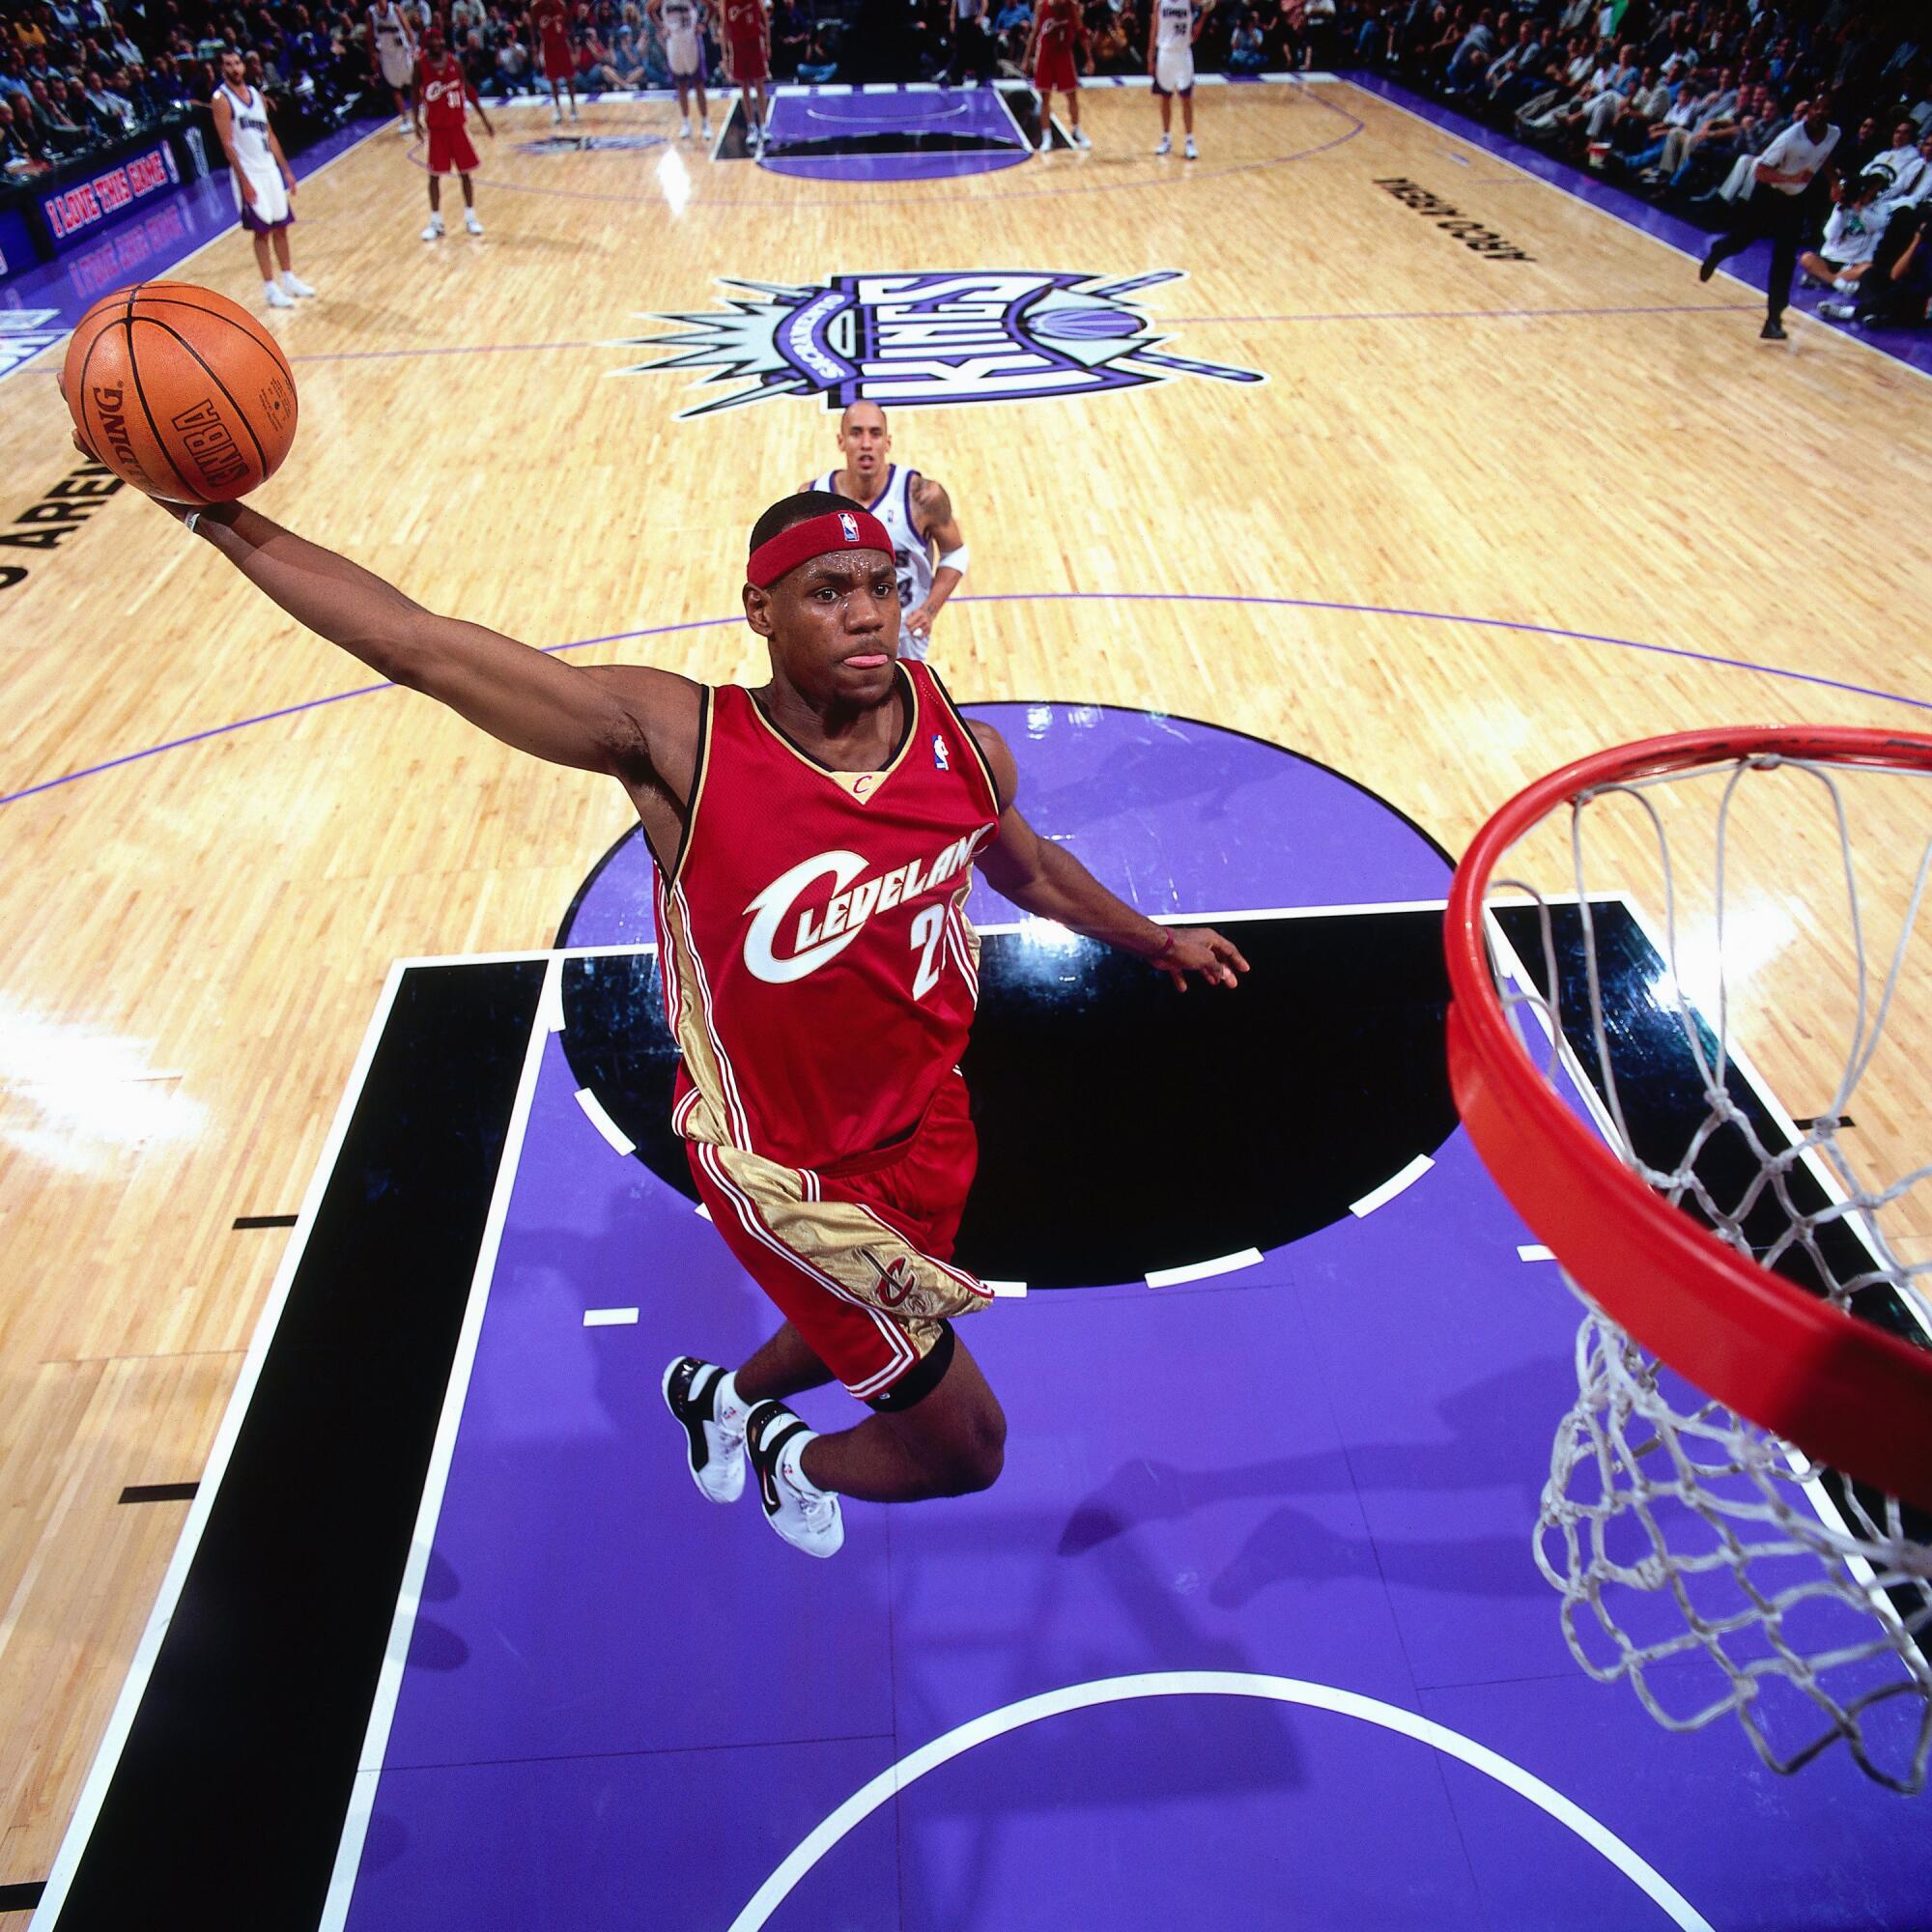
417;52;468;128
654;662;1002;1173
724;0;766;47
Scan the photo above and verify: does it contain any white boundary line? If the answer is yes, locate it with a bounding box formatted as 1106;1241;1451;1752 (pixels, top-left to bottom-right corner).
315;955;558;1932
1146;1246;1263;1287
27;958;412;1932
727;1671;1715;1932
573;1083;637;1154
1350;1151;1434;1217
1350;78;1932;388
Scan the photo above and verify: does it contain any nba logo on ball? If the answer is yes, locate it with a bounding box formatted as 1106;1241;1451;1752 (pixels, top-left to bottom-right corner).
839;513;858;543
621;271;1264;415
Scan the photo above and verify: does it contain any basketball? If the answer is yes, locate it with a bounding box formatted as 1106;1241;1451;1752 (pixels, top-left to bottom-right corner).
61;281;298;503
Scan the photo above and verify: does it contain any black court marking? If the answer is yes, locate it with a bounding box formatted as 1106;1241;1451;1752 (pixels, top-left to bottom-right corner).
46;960;543;1931
557;908;1460;1288
231;1212;298;1229
117;1483;198;1504
0;1880;46;1912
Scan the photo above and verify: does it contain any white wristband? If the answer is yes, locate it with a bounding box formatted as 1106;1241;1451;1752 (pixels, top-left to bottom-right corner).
935;542;969;575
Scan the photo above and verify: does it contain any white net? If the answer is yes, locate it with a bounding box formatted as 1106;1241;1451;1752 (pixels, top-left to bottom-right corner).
1483;749;1932;1794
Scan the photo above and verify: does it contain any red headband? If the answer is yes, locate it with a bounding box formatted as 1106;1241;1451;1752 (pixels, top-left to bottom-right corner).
747;509;895;588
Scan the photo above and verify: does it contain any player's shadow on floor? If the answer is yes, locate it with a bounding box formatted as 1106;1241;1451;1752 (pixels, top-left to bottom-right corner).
1014;733;1285;838
1057;1354;1569;1603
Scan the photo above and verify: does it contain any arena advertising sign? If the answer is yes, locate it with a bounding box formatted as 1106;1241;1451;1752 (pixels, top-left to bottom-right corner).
618;270;1263;414
39;140;181;253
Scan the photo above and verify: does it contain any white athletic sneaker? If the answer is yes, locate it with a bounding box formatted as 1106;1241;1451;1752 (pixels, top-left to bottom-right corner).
1037;130;1052;151
265;283;296;308
1071;126;1090;149
551;102;562;124
679;116;691;138
663;1356;748;1504
464;210;483;235
746;1401;843;1558
699;121;713;141
1184;135;1197;159
1154;132;1171;156
421;213;444;241
280;272;316;298
569;102;580;121
397;114;411;137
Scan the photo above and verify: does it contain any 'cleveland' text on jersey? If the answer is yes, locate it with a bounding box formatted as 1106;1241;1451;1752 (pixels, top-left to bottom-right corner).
653;661;1002;1172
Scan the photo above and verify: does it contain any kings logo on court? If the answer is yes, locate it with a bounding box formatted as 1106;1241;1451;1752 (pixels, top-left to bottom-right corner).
617;270;1263;414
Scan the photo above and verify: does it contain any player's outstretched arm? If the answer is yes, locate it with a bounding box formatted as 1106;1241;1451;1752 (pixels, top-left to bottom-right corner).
966;720;1247;990
167;498;665;779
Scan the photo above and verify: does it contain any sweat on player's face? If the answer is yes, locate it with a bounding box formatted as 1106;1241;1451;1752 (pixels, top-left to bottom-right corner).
745;548;899;642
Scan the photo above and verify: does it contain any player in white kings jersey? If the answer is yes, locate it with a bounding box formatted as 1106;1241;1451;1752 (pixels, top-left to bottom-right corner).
805;402;969;661
212;49;315;309
1150;0;1208;159
369;1;416;136
651;0;713;141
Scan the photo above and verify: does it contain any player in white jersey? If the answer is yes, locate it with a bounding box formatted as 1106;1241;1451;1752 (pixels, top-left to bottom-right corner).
804;402;968;661
368;1;416;135
650;0;713;141
1150;0;1208;158
212;49;315;310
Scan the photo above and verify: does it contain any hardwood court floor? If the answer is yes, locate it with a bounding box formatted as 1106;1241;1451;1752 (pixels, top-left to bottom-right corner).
3;77;1931;1909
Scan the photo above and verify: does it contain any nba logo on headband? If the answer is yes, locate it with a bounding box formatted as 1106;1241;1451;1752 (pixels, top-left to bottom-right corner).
839;513;858;543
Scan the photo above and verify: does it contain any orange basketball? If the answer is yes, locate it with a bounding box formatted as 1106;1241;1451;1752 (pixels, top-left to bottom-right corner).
61;280;298;504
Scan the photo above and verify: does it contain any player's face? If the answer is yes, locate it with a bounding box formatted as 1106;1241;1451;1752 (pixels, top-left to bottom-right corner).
220;51;244;84
751;551;901;703
837;407;890;485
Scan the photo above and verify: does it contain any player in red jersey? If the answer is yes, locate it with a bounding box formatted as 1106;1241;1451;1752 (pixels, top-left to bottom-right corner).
140;489;1246;1558
722;0;770;151
1024;0;1091;152
532;0;579;124
412;24;494;240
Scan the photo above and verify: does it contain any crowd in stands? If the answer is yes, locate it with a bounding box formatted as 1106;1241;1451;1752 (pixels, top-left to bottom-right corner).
1365;0;1931;322
7;0;1927;323
2;0;374;180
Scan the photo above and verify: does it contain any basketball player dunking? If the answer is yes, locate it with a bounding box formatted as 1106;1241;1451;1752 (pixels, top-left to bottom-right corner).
1150;0;1208;159
367;0;416;137
140;489;1246;1555
722;0;770;151
1024;0;1091;153
805;403;966;659
413;22;494;240
651;0;713;142
211;49;314;310
532;0;580;124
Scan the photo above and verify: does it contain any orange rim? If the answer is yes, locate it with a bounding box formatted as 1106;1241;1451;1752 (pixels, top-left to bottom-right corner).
1444;726;1932;1512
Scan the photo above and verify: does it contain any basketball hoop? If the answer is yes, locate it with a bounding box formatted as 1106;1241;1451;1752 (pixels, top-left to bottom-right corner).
1444;725;1932;1792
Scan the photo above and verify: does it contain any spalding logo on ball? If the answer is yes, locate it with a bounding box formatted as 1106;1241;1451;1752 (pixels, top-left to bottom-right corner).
61;280;298;503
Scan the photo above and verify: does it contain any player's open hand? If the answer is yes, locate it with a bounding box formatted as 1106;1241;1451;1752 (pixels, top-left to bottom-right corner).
1155;926;1248;991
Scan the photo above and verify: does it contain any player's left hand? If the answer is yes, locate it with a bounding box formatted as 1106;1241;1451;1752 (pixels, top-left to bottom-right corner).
1155;926;1249;991
904;599;937;642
